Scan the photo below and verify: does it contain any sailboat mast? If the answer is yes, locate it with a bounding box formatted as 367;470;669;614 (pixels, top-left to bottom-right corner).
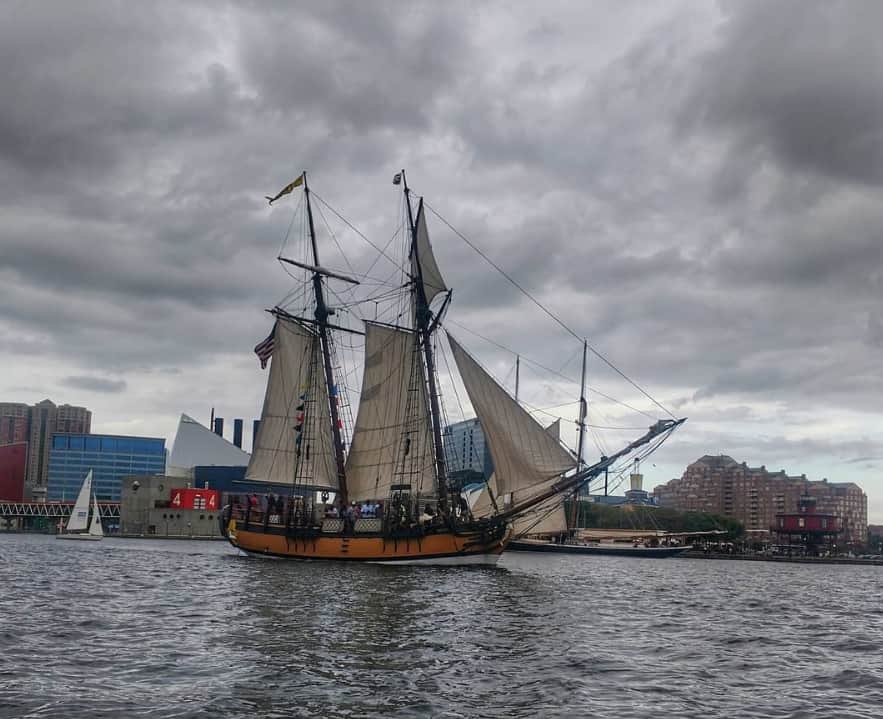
303;172;348;503
402;170;449;508
576;340;587;469
570;339;588;530
515;355;520;401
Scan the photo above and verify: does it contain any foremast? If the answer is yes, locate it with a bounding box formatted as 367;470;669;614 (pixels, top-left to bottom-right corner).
401;170;450;511
303;172;348;504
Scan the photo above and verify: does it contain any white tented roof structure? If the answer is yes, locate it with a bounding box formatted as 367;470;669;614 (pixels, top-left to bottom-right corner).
167;414;250;476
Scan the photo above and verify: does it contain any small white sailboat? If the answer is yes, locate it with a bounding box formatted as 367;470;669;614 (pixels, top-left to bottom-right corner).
57;470;104;541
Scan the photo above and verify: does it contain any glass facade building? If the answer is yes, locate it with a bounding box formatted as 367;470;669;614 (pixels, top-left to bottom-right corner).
443;419;493;480
47;433;166;501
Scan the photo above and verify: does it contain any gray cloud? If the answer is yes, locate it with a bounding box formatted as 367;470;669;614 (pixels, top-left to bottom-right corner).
684;0;883;188
61;376;127;394
2;1;883;517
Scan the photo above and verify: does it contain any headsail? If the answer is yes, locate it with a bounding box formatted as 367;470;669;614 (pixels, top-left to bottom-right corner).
66;470;93;532
246;318;339;488
412;200;448;305
345;322;435;501
447;333;575;509
88;494;104;537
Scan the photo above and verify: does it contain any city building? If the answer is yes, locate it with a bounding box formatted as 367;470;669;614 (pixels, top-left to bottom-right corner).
0;442;27;501
444;419;493;487
775;495;839;555
119;474;222;537
653;455;868;546
0;399;92;499
47;433;166;502
166;414;250;478
0;403;29;445
192;465;294;498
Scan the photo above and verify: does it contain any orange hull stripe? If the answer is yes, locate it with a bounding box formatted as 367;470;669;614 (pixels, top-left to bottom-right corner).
229;526;507;561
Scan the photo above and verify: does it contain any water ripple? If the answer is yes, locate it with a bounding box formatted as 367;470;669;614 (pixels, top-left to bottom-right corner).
1;535;881;718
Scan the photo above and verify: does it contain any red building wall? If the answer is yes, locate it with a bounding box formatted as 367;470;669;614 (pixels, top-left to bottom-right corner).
169;488;220;511
777;514;839;533
0;442;28;501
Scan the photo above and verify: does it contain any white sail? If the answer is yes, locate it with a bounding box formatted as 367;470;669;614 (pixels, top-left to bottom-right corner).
246;318;339;488
545;418;561;441
512;480;568;536
412;201;448;305
448;334;575;506
66;470;93;532
467;473;498;519
88;494;104;537
345;322;436;501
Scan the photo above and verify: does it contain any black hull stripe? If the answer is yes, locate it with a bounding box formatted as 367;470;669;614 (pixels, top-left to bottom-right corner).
226;538;504;563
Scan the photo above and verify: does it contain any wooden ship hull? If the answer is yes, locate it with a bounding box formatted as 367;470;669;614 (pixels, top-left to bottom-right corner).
222;515;509;565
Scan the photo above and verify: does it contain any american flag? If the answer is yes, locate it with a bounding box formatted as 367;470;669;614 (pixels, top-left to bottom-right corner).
254;325;276;369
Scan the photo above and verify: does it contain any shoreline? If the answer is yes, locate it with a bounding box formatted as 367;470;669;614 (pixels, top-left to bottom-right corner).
684;550;883;566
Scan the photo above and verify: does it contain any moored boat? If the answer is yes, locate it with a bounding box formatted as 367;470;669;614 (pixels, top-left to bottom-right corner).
508;538;690;558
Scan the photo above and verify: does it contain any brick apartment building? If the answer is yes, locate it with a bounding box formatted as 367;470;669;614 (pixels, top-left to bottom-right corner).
653;455;868;546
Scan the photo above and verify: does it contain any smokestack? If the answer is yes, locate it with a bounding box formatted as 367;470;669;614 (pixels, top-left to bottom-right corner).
213;417;224;437
252;419;261;451
233;419;243;448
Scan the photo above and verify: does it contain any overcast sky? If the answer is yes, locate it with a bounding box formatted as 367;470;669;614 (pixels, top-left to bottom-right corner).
3;1;882;519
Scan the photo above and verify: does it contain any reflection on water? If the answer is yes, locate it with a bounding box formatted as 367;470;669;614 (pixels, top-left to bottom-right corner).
1;534;882;718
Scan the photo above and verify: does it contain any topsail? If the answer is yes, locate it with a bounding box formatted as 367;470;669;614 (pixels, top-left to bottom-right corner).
412;201;448;305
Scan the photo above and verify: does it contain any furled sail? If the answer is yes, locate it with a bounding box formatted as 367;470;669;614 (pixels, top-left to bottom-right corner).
412;200;448;305
246;318;338;488
448;333;575;510
66;470;93;532
345;322;435;501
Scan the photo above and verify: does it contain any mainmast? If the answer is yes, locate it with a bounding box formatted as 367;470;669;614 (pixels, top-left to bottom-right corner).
303;172;348;504
401;170;449;510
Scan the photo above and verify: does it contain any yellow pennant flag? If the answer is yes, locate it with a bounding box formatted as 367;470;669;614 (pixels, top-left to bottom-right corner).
265;174;304;204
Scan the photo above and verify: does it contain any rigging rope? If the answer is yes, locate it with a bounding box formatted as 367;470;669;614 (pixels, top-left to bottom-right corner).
423;200;676;420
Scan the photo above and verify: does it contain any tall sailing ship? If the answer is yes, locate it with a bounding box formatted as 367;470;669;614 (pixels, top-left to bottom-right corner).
221;171;684;564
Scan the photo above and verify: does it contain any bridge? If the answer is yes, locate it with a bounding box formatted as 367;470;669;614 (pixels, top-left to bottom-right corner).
0;502;121;529
0;501;121;518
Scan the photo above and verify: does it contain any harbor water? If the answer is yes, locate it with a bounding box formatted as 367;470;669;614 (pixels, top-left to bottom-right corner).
1;534;881;718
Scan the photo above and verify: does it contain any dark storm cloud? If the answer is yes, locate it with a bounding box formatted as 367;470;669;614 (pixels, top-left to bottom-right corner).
61;376;127;394
237;2;472;132
685;0;883;188
2;1;882;513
